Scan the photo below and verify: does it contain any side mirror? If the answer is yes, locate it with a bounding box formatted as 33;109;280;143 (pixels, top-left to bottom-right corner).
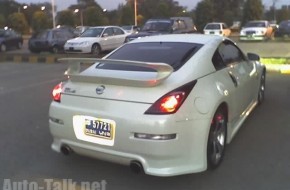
247;53;260;61
102;33;108;37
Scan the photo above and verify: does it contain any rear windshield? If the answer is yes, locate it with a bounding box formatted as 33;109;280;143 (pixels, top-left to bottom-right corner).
99;42;203;71
205;24;221;30
245;21;266;28
142;21;172;32
279;21;290;28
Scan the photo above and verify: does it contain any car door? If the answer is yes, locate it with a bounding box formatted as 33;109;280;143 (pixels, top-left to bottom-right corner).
100;27;115;51
112;27;126;48
217;40;255;116
54;30;72;47
36;30;50;50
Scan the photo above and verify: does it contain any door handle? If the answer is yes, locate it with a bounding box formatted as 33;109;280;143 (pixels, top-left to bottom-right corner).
228;72;238;87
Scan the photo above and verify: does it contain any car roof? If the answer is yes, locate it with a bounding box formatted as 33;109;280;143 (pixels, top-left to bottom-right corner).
128;33;224;45
248;20;268;23
90;26;121;29
206;22;224;25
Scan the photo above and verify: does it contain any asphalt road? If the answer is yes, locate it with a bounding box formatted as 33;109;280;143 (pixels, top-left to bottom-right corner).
0;63;290;190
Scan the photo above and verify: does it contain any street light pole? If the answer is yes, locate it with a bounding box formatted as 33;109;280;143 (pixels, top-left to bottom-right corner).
134;0;137;26
74;9;84;26
272;0;279;21
51;0;56;28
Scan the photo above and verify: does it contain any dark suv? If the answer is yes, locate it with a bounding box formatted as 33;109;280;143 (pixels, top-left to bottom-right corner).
275;20;290;37
28;29;75;53
125;17;197;42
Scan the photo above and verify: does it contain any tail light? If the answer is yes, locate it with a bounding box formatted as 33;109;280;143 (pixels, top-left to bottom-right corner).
145;80;197;114
52;82;62;102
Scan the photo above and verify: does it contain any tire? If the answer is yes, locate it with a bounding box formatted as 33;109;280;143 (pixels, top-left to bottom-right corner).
0;43;6;52
257;71;266;105
207;109;227;169
91;44;101;56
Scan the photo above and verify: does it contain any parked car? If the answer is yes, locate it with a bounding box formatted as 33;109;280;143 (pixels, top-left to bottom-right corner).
74;26;90;36
49;34;266;177
125;17;197;42
240;20;274;41
121;25;139;34
230;21;241;32
275;20;290;37
203;22;231;37
64;26;128;56
0;28;23;52
28;29;75;53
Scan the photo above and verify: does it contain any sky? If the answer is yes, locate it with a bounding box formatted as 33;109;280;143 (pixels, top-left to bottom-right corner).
15;0;290;11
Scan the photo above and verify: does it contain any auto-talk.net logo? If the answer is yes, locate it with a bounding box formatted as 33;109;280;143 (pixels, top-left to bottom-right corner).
3;179;107;190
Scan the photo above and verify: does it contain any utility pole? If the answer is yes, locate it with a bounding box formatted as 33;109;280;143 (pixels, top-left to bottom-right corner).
272;0;279;21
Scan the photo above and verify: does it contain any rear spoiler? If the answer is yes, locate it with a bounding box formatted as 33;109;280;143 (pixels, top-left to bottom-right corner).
58;58;173;87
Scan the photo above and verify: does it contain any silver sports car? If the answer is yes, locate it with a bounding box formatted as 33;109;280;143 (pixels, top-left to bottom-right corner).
49;34;266;176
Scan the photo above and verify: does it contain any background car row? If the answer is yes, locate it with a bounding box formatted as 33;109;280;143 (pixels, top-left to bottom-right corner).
0;28;23;52
64;26;129;56
203;19;289;41
1;19;290;54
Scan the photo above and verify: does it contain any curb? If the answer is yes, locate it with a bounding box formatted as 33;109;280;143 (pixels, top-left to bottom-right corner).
0;53;97;64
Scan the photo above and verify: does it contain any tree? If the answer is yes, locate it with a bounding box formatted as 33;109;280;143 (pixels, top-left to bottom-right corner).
243;0;264;24
7;12;29;34
124;0;186;25
0;0;19;19
276;8;290;23
120;5;134;25
84;6;109;26
195;0;214;31
0;14;5;28
31;11;50;32
57;10;75;27
106;9;121;25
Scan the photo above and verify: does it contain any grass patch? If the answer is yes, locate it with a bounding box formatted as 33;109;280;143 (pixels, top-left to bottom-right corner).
261;58;290;65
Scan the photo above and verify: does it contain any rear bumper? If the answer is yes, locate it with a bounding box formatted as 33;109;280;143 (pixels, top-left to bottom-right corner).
64;45;91;53
239;35;265;41
49;100;210;176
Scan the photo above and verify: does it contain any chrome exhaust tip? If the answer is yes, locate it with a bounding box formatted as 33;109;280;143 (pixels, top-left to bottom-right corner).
130;160;144;174
60;145;72;156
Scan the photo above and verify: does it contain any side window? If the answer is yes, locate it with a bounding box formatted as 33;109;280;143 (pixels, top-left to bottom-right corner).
10;31;16;37
113;27;124;35
4;31;11;37
177;20;186;30
212;50;226;70
103;28;114;36
53;31;63;40
218;41;246;66
172;21;178;29
173;20;186;30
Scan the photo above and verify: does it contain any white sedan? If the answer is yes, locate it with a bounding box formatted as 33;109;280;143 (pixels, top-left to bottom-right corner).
240;20;274;41
49;34;266;176
64;26;128;55
203;22;231;37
